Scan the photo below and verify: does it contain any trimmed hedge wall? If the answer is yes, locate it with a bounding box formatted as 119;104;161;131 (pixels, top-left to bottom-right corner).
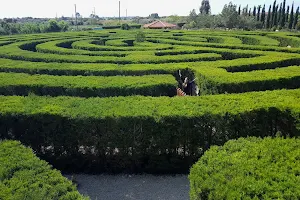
0;89;299;173
189;137;300;200
0;140;87;200
0;73;177;97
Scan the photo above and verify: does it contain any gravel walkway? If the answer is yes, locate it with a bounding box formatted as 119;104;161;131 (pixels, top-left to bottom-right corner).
65;174;189;200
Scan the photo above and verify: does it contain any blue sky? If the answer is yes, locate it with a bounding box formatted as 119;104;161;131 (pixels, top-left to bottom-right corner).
0;0;299;18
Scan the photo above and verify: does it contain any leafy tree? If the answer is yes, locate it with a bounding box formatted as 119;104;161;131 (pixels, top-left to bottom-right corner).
195;14;215;28
199;0;211;15
221;2;239;29
58;21;69;32
289;3;294;29
20;23;40;34
238;15;263;30
47;20;60;32
189;9;198;22
293;6;299;29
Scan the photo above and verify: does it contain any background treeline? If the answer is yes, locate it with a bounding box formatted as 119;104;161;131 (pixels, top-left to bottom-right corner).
185;0;300;30
0;19;69;35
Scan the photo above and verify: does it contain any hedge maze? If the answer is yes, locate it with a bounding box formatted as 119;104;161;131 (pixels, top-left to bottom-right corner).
0;30;299;173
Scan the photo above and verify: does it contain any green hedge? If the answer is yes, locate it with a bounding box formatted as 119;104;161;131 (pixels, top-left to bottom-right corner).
0;73;177;97
189;137;300;200
196;65;300;94
0;41;222;64
0;140;87;200
102;25;121;29
0;89;299;173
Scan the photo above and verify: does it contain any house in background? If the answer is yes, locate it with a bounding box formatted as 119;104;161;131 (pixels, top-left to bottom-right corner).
143;20;177;29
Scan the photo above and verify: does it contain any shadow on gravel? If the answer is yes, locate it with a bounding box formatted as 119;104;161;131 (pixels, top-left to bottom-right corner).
65;174;189;200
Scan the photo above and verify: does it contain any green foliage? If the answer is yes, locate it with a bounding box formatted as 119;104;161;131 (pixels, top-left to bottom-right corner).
135;31;145;42
289;3;294;29
221;2;239;29
121;23;130;30
0;73;177;97
0;89;299;173
189;137;300;200
199;0;211;15
0;29;300;173
0;140;88;200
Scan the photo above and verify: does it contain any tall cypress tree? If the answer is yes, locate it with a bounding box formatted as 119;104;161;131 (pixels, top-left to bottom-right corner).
238;5;241;15
261;5;266;24
253;6;257;16
278;3;282;26
267;5;272;28
274;5;279;27
288;3;294;29
246;5;249;16
257;5;261;21
280;0;286;27
286;5;290;23
249;8;252;16
293;6;299;29
256;5;261;21
271;0;277;26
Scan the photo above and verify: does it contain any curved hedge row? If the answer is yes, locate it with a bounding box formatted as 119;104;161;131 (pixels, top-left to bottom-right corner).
0;89;299;173
0;140;87;200
189;137;300;200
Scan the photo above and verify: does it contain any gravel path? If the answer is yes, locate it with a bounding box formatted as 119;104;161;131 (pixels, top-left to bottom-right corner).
65;174;189;200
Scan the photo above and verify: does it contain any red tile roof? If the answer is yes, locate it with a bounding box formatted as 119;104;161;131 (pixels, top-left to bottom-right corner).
143;20;177;28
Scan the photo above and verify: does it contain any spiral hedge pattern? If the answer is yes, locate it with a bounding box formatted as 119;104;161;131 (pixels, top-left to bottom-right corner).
0;30;299;173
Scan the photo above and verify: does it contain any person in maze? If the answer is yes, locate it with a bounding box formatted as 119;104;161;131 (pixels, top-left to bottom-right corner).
178;70;199;96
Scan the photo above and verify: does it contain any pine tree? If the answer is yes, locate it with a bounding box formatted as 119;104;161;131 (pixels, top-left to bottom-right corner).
288;3;294;29
267;5;272;28
257;5;261;21
293;6;299;29
280;0;286;27
253;6;257;16
286;5;290;23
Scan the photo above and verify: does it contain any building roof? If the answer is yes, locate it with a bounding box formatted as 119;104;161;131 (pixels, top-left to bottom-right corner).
143;20;177;28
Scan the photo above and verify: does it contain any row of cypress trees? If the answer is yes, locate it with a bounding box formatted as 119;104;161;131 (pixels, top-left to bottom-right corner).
237;0;299;29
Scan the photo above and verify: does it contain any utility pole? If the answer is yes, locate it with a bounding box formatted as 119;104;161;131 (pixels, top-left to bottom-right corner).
119;1;121;24
74;4;78;31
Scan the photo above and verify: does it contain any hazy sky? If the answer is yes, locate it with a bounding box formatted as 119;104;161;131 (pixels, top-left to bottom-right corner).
0;0;299;18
